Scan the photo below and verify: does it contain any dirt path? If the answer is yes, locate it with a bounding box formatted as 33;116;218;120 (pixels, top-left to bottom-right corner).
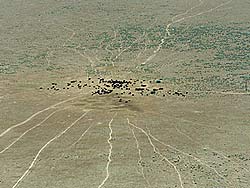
11;111;90;188
0;108;66;154
127;118;185;188
98;115;116;188
127;120;151;187
145;126;235;187
141;0;233;66
0;96;80;138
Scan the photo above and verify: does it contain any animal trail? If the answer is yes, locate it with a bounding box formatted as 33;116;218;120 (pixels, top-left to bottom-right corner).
98;115;116;188
11;111;89;188
0;108;66;154
127;118;185;188
127;120;151;187
0;96;79;138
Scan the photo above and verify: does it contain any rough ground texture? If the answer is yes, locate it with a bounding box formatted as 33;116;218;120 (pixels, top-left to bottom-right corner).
0;0;250;188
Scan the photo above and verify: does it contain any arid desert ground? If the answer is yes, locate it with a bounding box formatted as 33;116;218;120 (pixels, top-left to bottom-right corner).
0;0;250;188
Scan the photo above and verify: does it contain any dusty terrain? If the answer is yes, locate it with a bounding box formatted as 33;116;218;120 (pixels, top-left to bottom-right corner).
0;0;250;188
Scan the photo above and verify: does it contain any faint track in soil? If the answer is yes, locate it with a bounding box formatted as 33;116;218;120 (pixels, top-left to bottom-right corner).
0;96;80;138
127;119;151;187
127;118;185;188
146;127;234;187
141;0;233;66
0;108;67;154
11;111;90;188
98;114;116;188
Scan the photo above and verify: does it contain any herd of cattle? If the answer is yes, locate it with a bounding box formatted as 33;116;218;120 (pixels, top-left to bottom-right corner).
40;77;188;103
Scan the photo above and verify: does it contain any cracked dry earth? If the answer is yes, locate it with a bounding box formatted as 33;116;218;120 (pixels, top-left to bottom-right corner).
0;89;250;188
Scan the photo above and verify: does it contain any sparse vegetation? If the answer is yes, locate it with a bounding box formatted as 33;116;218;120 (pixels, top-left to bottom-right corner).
0;0;250;188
